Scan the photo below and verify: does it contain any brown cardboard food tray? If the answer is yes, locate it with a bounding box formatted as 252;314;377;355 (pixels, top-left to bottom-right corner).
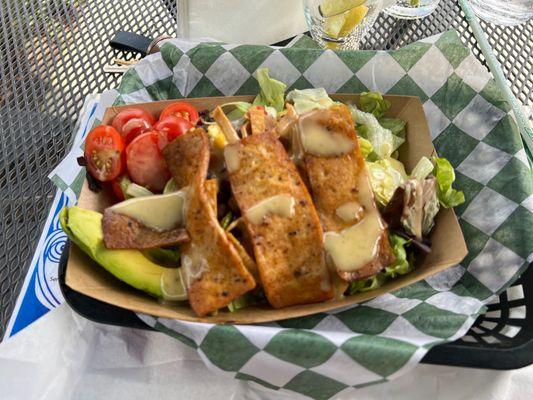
65;94;468;324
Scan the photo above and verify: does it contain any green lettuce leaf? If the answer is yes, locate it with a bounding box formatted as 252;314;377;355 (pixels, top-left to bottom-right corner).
350;106;404;159
120;175;153;198
358;137;373;159
410;156;434;181
433;157;465;208
221;101;252;120
383;234;412;278
359;91;391;118
253;68;286;112
379;117;406;138
347;274;385;295
366;158;408;206
228;288;266;312
220;212;233;230
347;234;412;294
163;178;179;194
286;88;335;114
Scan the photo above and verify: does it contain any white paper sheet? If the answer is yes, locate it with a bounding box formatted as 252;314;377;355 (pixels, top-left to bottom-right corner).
1;304;532;400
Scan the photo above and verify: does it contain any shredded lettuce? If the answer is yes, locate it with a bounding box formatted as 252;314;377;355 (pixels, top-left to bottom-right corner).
350;105;404;159
347;234;412;295
378;117;406;138
228;293;253;312
221;101;252;120
253;68;286;112
358;137;374;159
433;157;465;208
359;91;391;119
228;289;266;312
410;156;434;181
347;274;385;294
286;88;335;114
119;176;153;198
366;158;408;206
163;178;179;194
383;234;412;278
220;212;233;230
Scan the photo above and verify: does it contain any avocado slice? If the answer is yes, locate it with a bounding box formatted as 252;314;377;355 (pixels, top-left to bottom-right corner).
60;206;172;298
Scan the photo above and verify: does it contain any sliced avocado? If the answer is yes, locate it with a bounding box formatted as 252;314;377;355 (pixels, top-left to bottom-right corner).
60;206;171;298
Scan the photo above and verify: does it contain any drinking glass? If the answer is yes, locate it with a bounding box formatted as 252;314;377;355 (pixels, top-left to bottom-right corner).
303;0;397;50
468;0;533;26
384;0;440;19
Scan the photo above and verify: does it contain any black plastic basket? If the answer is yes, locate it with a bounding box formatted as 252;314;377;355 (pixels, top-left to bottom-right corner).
58;241;533;370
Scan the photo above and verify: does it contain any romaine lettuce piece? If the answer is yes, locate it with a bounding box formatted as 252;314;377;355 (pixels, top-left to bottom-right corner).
358;137;374;159
359;91;391;118
378;117;406;138
253;68;286;112
350;105;404;159
433;157;465;208
410;156;434;181
366;158;408;206
286;88;335;114
383;234;411;278
347;233;412;295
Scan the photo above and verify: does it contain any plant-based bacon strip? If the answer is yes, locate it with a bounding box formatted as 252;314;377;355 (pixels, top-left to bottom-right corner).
225;130;333;308
164;129;256;316
299;105;395;282
102;210;190;249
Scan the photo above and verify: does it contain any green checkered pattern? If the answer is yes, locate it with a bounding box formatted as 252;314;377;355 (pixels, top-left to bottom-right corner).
51;31;532;399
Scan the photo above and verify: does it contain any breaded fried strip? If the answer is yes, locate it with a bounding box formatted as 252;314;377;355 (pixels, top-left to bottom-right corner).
300;105;395;282
204;177;260;282
162;129;212;189
102;210;189;249
204;179;219;213
249;106;267;136
164;129;255;316
226;131;333;308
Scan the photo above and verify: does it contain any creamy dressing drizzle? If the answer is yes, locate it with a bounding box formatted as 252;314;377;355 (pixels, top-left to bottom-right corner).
110;190;188;231
335;201;364;222
299;120;354;157
181;252;209;290
245;194;295;225
224;145;241;173
324;174;385;272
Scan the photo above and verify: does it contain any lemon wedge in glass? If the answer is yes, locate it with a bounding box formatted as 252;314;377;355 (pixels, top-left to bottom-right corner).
320;0;366;17
324;5;369;39
161;268;188;301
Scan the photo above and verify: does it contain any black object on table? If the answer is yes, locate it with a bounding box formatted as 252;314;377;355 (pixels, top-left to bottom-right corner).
1;0;532;369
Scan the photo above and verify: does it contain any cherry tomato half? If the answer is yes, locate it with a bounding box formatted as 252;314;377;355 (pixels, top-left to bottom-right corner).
112;108;156;144
159;102;199;126
126;131;170;192
84;125;125;182
154;116;193;150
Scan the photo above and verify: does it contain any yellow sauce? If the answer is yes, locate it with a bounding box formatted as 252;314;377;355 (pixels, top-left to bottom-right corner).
335;201;364;222
110;190;187;231
324;174;384;271
224;145;241;173
245;194;295;225
300;121;354;157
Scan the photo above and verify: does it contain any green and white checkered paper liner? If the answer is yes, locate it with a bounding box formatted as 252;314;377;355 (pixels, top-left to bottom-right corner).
50;31;532;399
